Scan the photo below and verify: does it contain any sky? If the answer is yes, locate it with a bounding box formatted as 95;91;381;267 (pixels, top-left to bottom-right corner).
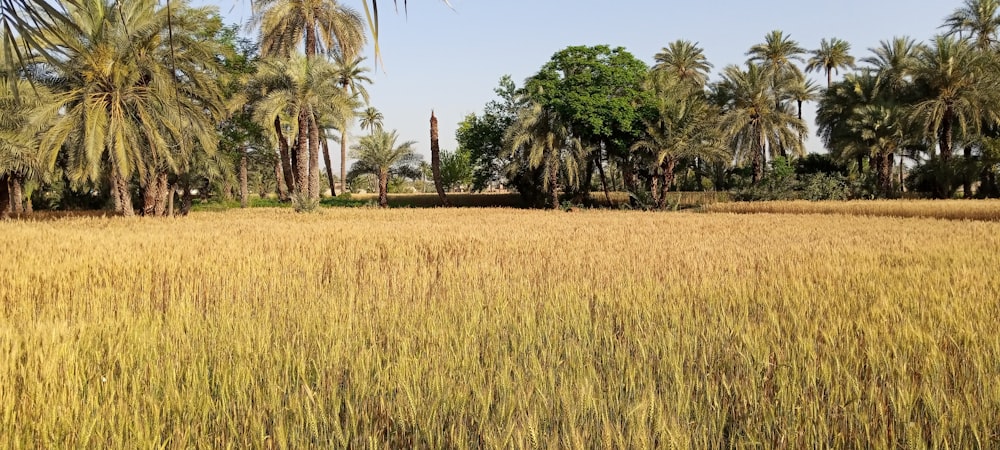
200;0;959;164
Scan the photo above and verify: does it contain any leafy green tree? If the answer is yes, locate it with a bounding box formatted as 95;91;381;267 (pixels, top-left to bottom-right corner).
439;148;473;191
348;129;419;207
525;45;648;202
455;75;522;191
39;0;227;216
806;38;856;88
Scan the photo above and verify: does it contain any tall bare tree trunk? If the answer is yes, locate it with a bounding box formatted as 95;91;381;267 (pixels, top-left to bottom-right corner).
274;116;295;198
240;148;249;208
378;169;389;208
549;154;560;210
308;112;321;200
295;107;310;198
430;111;450;206
321;129;336;196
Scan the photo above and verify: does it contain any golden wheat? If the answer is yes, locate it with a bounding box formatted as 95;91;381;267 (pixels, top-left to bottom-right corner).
1;208;998;447
702;199;1000;221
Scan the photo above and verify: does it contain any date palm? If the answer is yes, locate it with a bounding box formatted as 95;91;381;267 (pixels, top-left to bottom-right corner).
716;63;807;183
943;0;1000;51
631;88;726;208
332;53;372;194
910;35;998;161
38;0;227;216
253;54;354;200
252;0;365;60
0;76;52;215
652;40;713;88
806;38;856;88
359;106;384;134
862;36;922;97
747;30;806;81
504;101;588;209
349;129;418;207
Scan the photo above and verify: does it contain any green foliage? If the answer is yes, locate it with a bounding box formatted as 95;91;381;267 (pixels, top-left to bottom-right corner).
439;149;473;191
455;75;522;191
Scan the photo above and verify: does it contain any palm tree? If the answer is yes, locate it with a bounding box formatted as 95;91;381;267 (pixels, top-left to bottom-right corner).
38;0;227;216
805;38;856;88
349;129;418;207
252;0;366;60
332;54;372;194
631;89;727;208
782;75;821;121
652;40;714;88
359;106;384;134
505;101;588;209
862;36;922;96
910;35;998;162
747;30;807;80
0;76;52;215
716;63;807;182
943;0;1000;51
845;104;910;197
253;54;355;200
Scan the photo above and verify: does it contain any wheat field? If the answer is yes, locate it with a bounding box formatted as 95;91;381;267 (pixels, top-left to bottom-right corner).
702;199;1000;221
1;208;998;448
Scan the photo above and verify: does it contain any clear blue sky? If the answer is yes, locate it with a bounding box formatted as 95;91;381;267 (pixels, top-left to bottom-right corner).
202;0;958;164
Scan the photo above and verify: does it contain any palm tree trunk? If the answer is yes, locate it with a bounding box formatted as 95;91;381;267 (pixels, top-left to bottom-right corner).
378;169;389;208
940;109;954;161
9;175;23;215
180;185;193;216
549;158;560;210
340;128;349;194
752;137;765;184
321;129;337;196
0;175;10;215
115;171;134;217
240;148;249;208
650;171;662;208
826;69;832;89
662;158;677;209
304;23;317;58
308;111;321;200
142;173;160;217
875;151;894;198
295;107;310;198
275;157;288;200
274;116;295;198
155;172;169;216
963;145;973;198
430;111;450;206
595;146;612;205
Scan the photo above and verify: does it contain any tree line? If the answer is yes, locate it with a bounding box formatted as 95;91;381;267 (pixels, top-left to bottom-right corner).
460;0;1000;208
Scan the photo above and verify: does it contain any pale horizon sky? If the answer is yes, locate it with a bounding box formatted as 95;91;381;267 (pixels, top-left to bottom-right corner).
200;0;959;166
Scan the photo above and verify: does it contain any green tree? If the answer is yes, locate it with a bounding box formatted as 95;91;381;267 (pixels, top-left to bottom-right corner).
332;54;372;194
525;45;648;202
806;38;856;88
455;75;522;191
747;30;807;81
348;129;419;207
439;148;473;191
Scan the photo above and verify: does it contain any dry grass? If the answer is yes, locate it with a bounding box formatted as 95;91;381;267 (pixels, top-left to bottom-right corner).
1;208;998;447
347;191;731;209
702;199;1000;221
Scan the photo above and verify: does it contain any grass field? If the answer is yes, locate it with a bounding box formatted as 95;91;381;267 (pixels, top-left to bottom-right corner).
702;199;1000;221
2;207;999;447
